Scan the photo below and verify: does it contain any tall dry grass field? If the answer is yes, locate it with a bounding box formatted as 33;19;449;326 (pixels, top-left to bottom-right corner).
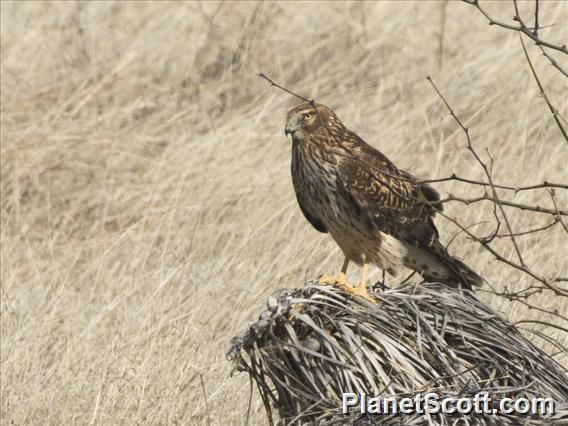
1;1;567;425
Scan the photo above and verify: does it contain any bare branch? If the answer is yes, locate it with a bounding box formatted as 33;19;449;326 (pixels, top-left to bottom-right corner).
419;175;568;192
515;319;568;335
440;194;568;217
462;0;568;54
519;35;568;143
427;76;568;296
549;189;568;234
493;218;559;238
426;76;525;266
436;206;568;296
538;45;568;78
258;73;313;104
533;0;539;37
462;0;568;77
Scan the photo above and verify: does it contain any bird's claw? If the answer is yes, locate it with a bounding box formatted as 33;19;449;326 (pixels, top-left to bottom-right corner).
318;274;347;286
346;282;377;304
318;275;376;304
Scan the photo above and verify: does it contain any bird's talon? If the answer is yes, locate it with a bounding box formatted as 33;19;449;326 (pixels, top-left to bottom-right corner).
318;275;336;285
318;274;376;304
349;283;377;304
318;274;347;287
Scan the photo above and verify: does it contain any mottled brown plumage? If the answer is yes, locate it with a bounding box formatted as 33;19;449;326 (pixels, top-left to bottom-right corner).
285;103;482;298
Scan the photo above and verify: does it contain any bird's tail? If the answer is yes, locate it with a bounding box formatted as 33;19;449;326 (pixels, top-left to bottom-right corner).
425;242;484;290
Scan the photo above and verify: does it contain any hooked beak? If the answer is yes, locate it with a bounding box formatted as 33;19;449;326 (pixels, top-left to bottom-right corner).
285;125;298;137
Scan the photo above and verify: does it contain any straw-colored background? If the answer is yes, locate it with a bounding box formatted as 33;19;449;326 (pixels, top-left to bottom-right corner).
1;1;566;424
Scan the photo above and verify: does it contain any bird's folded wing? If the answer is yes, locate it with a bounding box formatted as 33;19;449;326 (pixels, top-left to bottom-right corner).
297;199;328;233
335;138;440;249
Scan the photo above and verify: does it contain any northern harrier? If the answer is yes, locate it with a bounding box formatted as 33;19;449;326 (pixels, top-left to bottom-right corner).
285;103;483;303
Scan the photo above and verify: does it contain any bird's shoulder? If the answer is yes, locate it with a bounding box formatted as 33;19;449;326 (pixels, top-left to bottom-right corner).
335;130;442;247
335;131;416;204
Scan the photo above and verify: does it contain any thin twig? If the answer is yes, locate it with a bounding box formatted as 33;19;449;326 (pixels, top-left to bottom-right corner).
533;0;539;37
515;319;568;335
419;175;568;192
433;205;568;296
549;189;568;234
463;0;568;77
462;0;568;53
519;35;568;143
493;218;559;238
258;73;312;104
538;45;568;78
439;194;567;217
426;76;525;266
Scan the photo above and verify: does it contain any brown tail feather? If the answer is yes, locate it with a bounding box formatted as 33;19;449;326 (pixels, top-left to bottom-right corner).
425;242;485;290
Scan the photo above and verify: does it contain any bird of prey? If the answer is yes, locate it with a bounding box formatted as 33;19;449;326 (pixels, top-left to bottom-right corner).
284;103;483;303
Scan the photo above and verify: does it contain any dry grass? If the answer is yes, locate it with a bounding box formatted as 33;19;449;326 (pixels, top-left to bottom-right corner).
1;1;566;425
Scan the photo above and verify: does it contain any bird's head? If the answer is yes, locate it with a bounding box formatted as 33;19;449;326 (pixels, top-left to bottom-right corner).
284;103;337;140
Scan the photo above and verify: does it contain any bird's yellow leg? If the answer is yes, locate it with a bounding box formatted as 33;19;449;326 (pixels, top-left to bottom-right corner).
349;262;376;304
319;259;376;304
318;257;350;286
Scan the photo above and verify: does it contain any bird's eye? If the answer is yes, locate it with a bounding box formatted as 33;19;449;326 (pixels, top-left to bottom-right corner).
303;113;312;120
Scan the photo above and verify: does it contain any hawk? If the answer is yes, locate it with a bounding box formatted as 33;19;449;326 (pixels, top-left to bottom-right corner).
284;103;483;303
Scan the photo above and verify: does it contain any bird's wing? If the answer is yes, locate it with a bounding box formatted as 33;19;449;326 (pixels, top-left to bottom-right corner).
297;199;328;233
335;133;441;248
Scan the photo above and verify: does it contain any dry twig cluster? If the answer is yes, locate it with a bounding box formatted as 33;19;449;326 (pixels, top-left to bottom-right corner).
228;283;568;425
462;0;568;77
